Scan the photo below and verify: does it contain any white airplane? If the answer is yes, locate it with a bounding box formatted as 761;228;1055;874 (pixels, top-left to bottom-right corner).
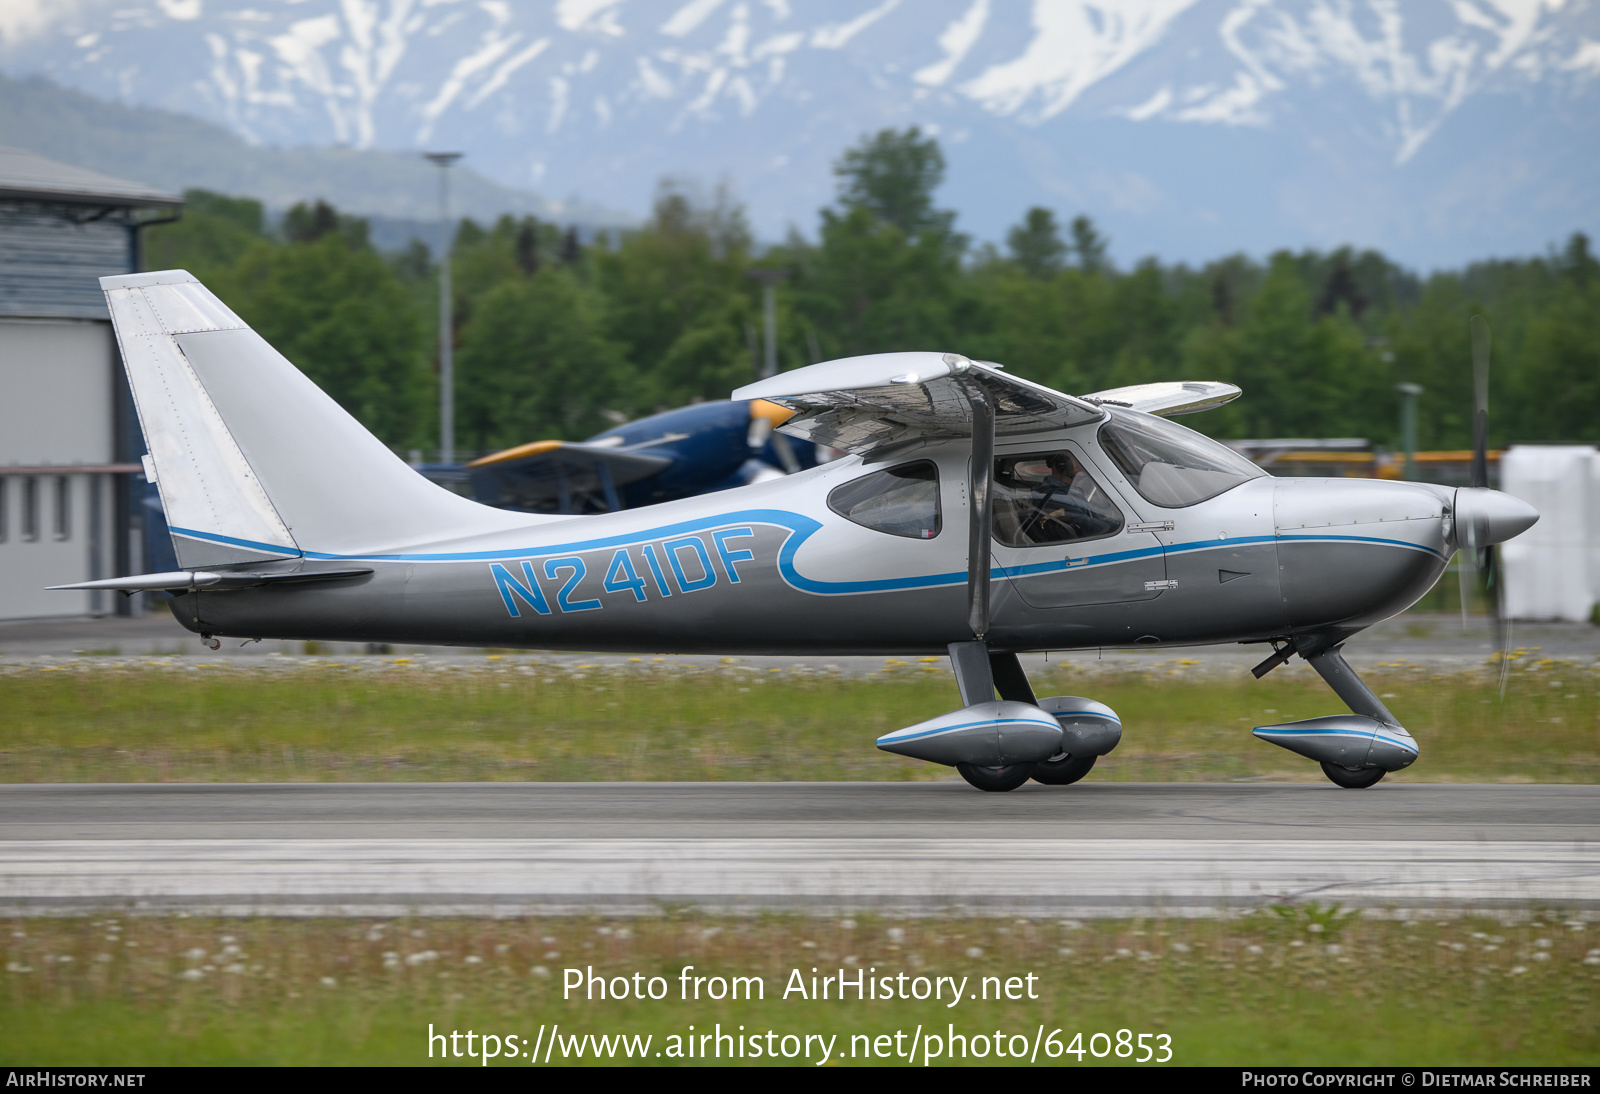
54;271;1538;791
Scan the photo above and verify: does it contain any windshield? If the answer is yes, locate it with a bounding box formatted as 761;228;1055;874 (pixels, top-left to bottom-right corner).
1097;410;1265;508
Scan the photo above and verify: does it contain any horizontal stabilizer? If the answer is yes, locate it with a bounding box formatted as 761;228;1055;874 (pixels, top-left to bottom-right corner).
1083;381;1241;417
49;568;373;593
734;352;1102;455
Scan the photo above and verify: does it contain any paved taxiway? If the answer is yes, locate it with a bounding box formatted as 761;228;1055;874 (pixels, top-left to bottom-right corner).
2;783;1596;916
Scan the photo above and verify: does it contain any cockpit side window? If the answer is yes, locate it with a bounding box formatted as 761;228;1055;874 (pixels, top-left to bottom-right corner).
828;461;942;539
1098;409;1266;508
992;451;1124;547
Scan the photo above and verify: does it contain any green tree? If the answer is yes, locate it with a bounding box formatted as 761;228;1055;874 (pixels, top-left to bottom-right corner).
1069;215;1109;273
283;199;369;248
1007;207;1066;280
1514;234;1600;442
1185;252;1386;439
790;128;971;361
212;227;432;448
596;182;757;406
832;127;953;240
456;270;631;448
142;189;265;278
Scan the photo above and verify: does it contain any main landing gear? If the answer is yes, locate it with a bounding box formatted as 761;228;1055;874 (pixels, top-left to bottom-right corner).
1032;753;1098;786
956;762;1036;792
873;643;1123;792
954;643;1115;793
1319;762;1386;789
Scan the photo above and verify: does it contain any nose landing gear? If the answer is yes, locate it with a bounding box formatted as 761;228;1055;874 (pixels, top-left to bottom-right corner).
1253;641;1418;789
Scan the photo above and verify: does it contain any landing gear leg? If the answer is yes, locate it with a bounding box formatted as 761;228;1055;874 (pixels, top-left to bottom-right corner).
1304;644;1400;790
946;643;1037;791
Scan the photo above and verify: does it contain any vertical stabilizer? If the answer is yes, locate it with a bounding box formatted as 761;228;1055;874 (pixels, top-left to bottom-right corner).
103;270;537;564
104;272;300;568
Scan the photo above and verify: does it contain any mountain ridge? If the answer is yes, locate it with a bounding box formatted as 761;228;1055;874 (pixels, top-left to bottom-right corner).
0;71;628;237
1;1;1595;265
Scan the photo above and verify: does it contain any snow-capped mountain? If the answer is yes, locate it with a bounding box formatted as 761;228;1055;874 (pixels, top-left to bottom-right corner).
2;0;1596;265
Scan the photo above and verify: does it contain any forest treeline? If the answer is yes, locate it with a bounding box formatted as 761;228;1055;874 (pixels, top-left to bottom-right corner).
145;128;1600;459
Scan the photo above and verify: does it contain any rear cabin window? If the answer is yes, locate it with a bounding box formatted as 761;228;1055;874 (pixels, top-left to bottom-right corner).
828;461;942;539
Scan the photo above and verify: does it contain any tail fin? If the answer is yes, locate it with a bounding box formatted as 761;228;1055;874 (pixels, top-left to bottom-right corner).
103;270;526;567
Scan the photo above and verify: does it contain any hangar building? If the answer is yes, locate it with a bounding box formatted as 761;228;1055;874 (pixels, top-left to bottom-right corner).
0;145;181;620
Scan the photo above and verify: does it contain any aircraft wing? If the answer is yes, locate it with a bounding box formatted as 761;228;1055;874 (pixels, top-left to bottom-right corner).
1082;381;1241;416
732;352;1103;455
465;441;673;511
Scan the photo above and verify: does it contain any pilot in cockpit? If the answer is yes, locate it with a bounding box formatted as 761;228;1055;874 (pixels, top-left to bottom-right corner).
1027;453;1119;541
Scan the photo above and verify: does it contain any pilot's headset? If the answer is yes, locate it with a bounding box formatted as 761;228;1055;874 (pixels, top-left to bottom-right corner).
1047;453;1079;481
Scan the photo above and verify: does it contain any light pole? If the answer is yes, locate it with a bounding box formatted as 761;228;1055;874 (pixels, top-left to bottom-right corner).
1395;382;1423;481
746;268;788;379
425;151;463;464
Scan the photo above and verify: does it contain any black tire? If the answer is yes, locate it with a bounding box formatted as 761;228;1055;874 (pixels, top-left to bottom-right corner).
956;762;1036;792
1032;753;1097;786
1320;761;1386;789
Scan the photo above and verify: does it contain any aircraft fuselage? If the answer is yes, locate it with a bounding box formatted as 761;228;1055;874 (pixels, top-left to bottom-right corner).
168;424;1453;656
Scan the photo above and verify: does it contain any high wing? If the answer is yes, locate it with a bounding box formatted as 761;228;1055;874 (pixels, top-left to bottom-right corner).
732;352;1104;455
1081;381;1241;417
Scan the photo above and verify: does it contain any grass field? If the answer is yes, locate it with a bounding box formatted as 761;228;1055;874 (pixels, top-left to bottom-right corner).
2;909;1595;1066
1;654;1596;784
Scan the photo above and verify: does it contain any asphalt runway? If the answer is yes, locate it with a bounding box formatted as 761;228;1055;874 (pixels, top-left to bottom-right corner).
2;783;1596;916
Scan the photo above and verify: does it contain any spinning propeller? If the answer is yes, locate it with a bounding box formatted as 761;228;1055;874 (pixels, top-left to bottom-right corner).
1465;315;1512;693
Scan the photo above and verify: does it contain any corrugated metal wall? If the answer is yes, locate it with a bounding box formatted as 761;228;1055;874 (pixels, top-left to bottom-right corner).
0;205;127;320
